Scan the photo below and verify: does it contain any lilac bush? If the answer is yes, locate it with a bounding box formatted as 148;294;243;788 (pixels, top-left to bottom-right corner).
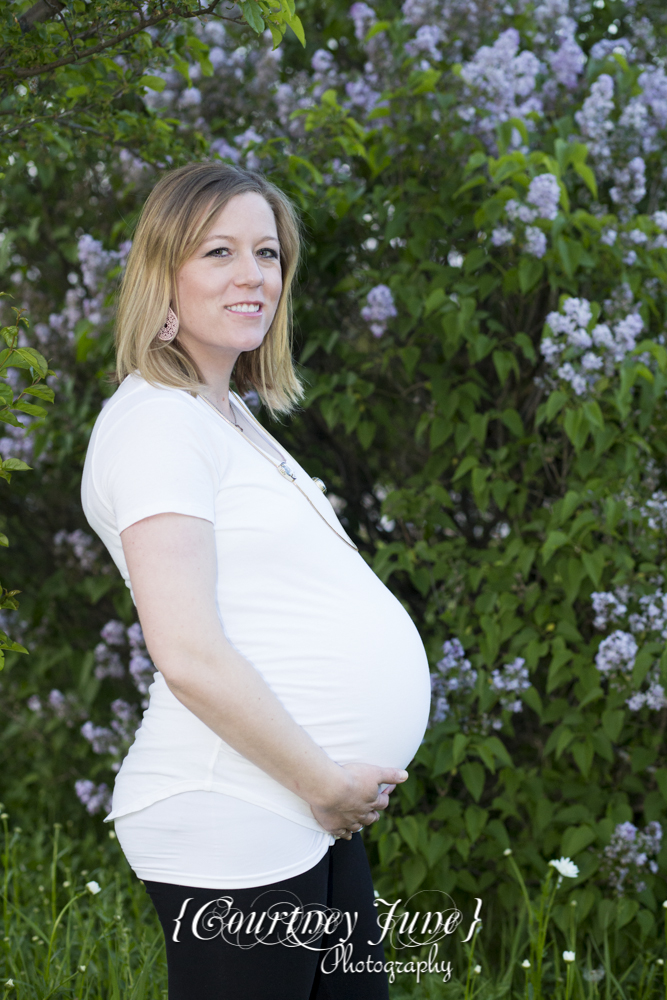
599;821;663;895
73;621;154;814
8;0;667;977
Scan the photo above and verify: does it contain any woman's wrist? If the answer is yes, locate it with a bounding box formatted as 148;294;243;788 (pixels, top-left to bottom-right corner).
299;758;349;810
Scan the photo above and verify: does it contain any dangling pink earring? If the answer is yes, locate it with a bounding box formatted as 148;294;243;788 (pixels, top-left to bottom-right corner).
158;307;179;342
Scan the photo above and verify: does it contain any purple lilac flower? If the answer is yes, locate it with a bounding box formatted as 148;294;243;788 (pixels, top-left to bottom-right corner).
81;720;119;756
75;780;112;816
524;226;547;259
590;38;632;62
527;174;560;220
311;49;335;74
592;592;628;629
127;622;145;648
490;657;530;713
345;78;381;116
642;492;667;533
210;137;241;163
610;157;646;207
574;74;615;167
595;630;638;677
534;0;569;25
101;620;126;646
178;87;202;109
548;38;585;90
505;200;537;224
349;2;376;41
129;652;155;695
405;25;443;61
638;67;667;129
110;699;140;743
556;363;586;395
401;0;438;25
360;284;397;338
491;227;513;247
48;689;68;717
612;312;643;360
53;529;97;572
540;338;560;364
628;680;667;712
459;28;543;144
600;821;662;895
430;639;477;724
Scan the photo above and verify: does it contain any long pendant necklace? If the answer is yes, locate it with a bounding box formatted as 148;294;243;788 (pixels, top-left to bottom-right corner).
199;393;358;552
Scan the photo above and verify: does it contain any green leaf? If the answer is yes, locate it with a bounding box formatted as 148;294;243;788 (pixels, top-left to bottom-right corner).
452;733;469;766
574;161;597;198
14;348;48;377
556;236;583;277
518;256;544;293
493;350;518;385
1;459;31;472
616;898;639;930
602;709;624;743
452;455;478;482
541;530;569;564
424;288;446;316
430;416;452;449
460;761;485;803
464;804;488;842
237;0;266;33
522;686;542;717
13;401;46;417
501;408;524;437
24;384;54;402
583;400;604;431
141;76;167;92
284;11;306;46
571;740;593;778
563;408;588;450
356;421;376;450
631;746;657;773
546;390;567;422
561;824;596;857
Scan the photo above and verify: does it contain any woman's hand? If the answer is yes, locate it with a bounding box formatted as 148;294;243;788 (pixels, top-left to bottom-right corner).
308;762;407;839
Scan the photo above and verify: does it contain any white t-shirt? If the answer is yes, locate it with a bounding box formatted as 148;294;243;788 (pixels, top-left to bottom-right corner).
81;374;431;883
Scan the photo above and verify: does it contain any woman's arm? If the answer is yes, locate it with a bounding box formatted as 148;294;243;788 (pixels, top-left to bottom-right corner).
121;512;407;838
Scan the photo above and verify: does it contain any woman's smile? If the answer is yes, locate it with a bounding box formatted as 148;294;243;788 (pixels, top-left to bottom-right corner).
225;301;263;315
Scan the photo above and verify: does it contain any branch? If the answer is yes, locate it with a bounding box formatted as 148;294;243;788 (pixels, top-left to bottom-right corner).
1;1;241;80
17;0;66;33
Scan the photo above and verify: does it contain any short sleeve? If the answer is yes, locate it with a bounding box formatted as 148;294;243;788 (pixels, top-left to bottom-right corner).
96;397;220;534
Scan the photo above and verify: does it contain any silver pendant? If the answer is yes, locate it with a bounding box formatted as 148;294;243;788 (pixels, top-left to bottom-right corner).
278;462;296;482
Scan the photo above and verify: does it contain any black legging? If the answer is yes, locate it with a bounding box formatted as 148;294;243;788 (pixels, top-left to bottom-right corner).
144;833;389;999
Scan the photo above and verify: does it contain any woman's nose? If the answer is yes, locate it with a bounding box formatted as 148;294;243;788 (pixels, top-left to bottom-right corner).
233;250;264;286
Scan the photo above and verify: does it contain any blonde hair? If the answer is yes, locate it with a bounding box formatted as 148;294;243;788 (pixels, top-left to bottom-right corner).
115;162;303;415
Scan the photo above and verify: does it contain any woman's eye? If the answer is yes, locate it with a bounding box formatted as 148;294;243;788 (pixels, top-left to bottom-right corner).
258;248;279;258
205;247;229;257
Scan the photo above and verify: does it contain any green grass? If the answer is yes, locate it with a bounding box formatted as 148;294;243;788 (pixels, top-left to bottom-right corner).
1;816;666;998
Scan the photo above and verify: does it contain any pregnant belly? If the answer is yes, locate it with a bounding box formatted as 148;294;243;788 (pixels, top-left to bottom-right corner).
232;584;432;772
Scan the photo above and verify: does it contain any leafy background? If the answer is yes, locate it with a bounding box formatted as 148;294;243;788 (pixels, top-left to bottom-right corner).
3;0;667;993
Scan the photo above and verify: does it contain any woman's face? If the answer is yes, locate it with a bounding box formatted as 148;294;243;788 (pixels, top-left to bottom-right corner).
175;191;282;363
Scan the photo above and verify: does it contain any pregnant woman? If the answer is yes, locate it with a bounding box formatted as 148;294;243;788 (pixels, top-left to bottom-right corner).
82;162;431;999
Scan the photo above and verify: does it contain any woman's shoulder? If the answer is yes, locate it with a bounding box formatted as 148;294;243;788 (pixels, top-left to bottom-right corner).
97;373;202;430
